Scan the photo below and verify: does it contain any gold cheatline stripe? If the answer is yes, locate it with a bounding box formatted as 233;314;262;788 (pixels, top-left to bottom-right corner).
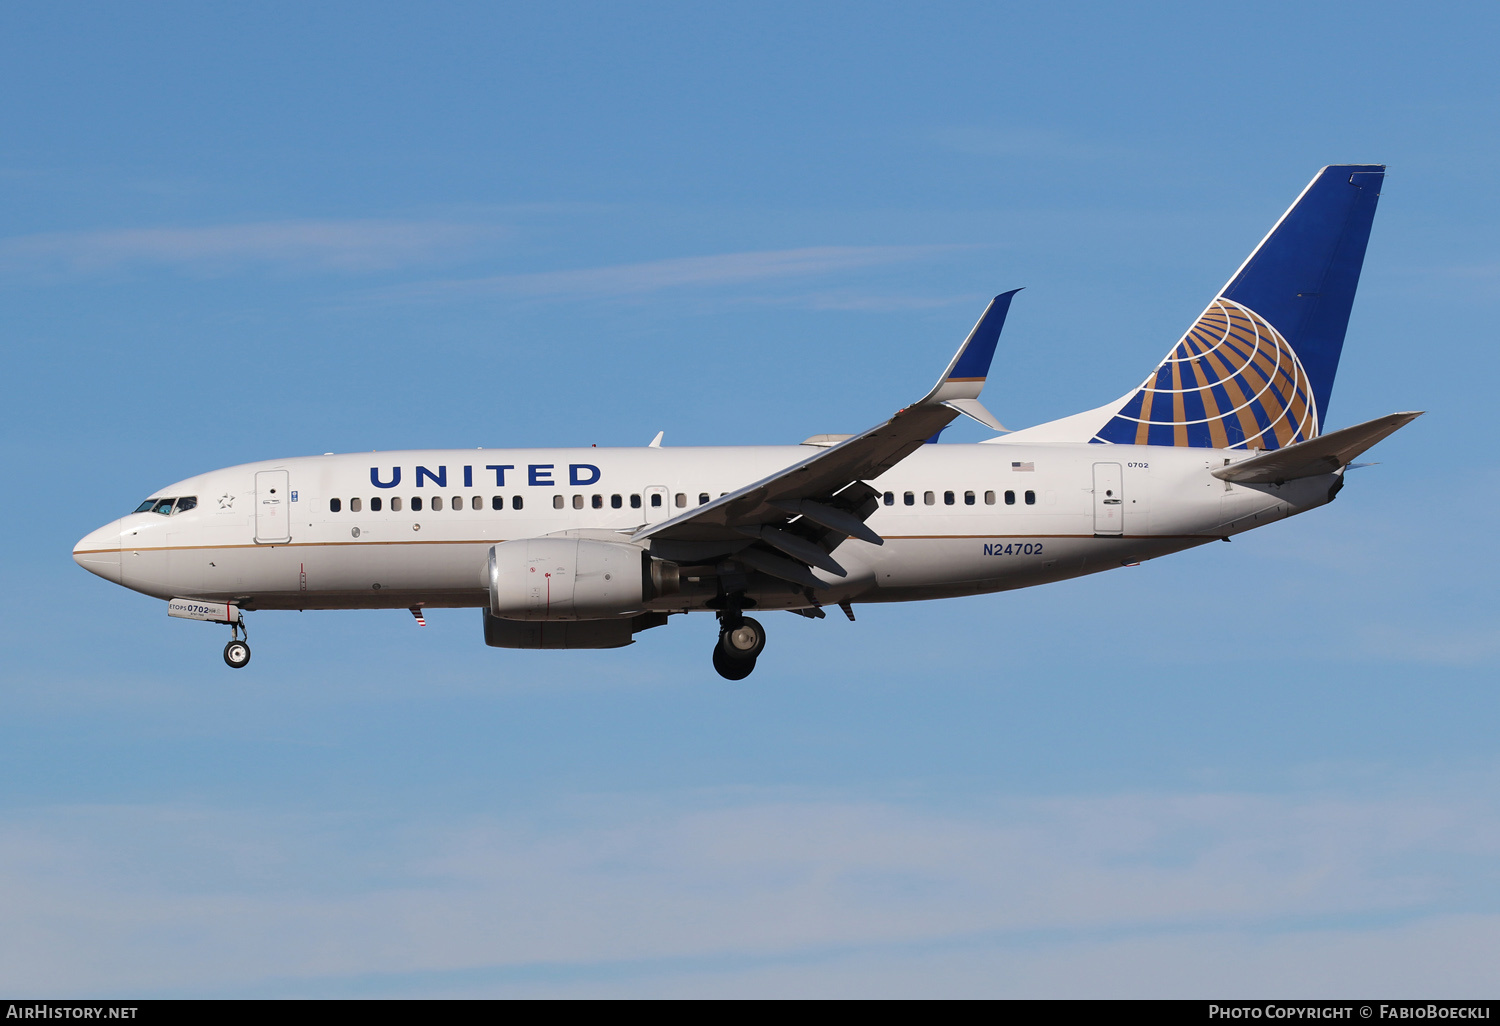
84;532;1216;556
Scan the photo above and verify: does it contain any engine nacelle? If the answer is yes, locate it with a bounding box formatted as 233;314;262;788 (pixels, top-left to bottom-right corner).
488;538;677;620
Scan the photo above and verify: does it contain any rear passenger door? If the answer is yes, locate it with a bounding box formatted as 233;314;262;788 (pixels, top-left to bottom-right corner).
1092;463;1124;536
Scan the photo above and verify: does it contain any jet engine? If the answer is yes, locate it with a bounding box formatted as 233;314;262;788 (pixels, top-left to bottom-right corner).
487;537;678;621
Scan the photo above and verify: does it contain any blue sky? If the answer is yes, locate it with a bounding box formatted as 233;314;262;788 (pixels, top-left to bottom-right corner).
2;1;1497;997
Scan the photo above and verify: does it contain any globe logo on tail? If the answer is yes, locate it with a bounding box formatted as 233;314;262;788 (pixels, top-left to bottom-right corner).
1092;298;1318;449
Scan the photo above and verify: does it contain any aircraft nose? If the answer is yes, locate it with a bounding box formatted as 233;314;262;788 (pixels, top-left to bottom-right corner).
73;521;122;584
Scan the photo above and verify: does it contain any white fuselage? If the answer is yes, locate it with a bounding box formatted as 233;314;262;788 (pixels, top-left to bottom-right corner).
72;441;1340;615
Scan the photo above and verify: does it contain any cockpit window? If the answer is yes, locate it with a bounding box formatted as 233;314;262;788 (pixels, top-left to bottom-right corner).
132;496;199;515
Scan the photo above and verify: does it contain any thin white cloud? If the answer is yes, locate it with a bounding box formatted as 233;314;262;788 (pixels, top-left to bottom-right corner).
0;219;506;275
2;780;1498;995
405;245;966;300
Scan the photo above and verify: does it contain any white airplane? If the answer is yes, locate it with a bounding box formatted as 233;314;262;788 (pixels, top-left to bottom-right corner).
73;165;1419;679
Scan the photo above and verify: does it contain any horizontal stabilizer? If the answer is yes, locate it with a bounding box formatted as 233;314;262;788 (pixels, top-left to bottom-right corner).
1212;411;1422;484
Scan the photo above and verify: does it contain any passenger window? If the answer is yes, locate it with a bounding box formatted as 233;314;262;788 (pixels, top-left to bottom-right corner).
573;495;584;509
452;496;464;511
699;493;710;505
553;495;565;509
964;491;975;506
391;497;403;512
330;498;342;513
943;491;955;505
903;491;914;506
650;493;662;507
471;495;481;509
984;491;995;505
883;492;894;506
1025;490;1036;505
492;495;503;511
592;494;603;509
351;497;363;513
431;496;443;511
611;494;622;509
630;494;642;509
512;495;523;510
174;496;197;513
371;497;383;512
924;491;935;506
1004;490;1015;505
675;493;686;508
411;496;423;512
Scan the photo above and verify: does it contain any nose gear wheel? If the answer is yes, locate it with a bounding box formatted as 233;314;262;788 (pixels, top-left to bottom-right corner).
223;639;251;668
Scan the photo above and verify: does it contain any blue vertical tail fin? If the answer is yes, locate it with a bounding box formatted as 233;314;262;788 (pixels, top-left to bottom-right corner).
1092;165;1384;449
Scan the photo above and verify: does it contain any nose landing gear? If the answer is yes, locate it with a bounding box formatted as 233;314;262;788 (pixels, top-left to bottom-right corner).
713;612;764;680
167;599;251;669
222;619;250;669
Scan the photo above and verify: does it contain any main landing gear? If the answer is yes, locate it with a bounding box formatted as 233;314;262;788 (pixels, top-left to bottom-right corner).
713;612;765;681
223;619;251;669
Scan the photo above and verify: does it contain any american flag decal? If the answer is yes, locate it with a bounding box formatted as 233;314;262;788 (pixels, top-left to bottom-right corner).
409;606;427;627
1011;461;1035;472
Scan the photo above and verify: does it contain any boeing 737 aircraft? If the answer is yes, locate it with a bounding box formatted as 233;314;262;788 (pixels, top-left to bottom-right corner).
73;165;1419;679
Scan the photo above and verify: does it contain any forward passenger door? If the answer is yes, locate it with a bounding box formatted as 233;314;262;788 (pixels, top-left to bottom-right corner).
254;470;292;544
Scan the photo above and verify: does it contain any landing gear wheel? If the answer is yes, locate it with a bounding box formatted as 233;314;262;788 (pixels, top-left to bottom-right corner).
223;639;251;669
718;615;766;662
713;645;755;681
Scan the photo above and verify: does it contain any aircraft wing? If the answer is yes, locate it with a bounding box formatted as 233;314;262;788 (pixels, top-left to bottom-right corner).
1211;411;1423;485
633;291;1020;585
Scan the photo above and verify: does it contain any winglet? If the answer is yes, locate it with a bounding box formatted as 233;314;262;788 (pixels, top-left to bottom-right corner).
921;289;1021;406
